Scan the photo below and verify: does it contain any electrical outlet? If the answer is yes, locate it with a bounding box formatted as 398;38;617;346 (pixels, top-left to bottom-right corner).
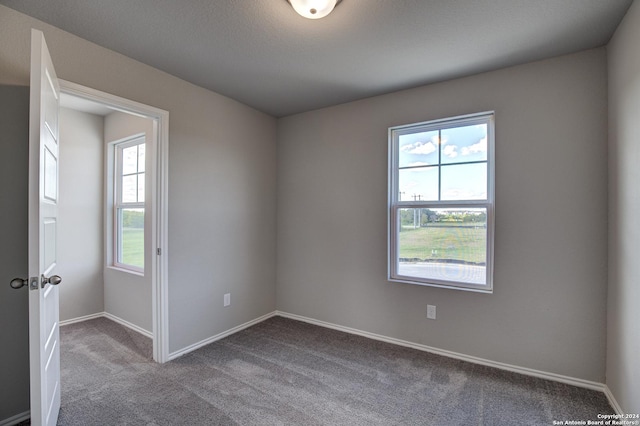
224;293;231;307
427;304;436;320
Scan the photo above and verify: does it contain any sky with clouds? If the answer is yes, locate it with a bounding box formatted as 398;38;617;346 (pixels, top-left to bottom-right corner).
398;124;488;201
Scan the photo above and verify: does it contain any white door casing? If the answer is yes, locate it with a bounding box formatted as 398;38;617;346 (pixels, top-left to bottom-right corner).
29;28;61;426
58;79;170;364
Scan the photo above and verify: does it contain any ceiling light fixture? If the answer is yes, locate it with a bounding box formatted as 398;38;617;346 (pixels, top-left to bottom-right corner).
287;0;342;19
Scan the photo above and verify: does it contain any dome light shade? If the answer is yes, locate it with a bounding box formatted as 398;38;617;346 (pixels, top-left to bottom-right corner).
287;0;341;19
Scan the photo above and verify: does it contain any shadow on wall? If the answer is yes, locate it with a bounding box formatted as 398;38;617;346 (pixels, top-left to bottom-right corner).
0;85;31;421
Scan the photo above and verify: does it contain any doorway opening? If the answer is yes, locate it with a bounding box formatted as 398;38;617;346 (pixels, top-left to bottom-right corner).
57;80;168;363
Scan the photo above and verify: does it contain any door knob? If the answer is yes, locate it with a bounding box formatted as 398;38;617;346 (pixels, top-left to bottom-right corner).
10;278;28;289
41;275;62;287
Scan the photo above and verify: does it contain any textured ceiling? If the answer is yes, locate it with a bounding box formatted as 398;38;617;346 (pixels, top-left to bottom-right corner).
1;0;633;117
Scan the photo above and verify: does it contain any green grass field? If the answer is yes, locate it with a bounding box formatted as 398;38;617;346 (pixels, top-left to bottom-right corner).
122;224;484;268
399;225;486;264
121;228;144;268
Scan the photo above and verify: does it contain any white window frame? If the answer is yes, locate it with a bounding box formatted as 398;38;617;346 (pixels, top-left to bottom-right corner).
388;111;495;293
112;136;145;273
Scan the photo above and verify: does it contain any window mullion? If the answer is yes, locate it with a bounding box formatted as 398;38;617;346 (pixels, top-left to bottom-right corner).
388;111;494;293
112;138;145;273
438;129;442;201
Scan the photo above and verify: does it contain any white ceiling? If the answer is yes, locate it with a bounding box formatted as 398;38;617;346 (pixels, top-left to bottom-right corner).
60;93;114;116
1;0;633;117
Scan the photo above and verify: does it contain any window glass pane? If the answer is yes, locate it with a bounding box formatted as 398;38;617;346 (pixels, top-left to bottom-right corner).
441;124;488;164
441;163;487;200
122;145;138;175
398;130;439;168
122;175;138;203
398;167;438;201
138;143;146;173
397;207;487;285
138;173;145;203
118;208;144;268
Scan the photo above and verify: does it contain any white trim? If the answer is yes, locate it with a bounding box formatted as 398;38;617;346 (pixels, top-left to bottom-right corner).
58;79;170;363
57;307;616;401
168;312;277;360
59;312;104;327
166;309;608;394
105;265;144;277
603;385;624;414
112;136;145;273
59;80;168;119
58;311;153;339
0;410;30;426
1;313;619;426
154;108;170;363
276;311;607;393
103;312;153;339
388;111;495;293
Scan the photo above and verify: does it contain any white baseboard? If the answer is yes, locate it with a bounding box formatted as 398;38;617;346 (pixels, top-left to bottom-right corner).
168;311;277;360
603;385;624;414
5;310;622;426
59;312;104;327
59;308;617;408
0;410;29;426
103;312;153;339
59;311;153;339
41;308;631;418
276;310;608;393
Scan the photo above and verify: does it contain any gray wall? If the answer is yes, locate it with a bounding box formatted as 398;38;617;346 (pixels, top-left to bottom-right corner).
1;1;627;421
607;0;640;414
0;85;30;421
277;49;609;382
58;107;104;322
103;111;154;332
0;4;277;419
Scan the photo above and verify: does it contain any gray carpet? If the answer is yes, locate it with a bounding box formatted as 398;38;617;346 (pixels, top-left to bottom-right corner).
51;316;612;425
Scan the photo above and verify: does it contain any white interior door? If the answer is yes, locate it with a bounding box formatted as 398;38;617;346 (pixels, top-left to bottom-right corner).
29;28;62;426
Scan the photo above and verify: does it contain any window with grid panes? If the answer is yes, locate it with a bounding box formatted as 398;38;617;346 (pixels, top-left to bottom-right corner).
388;112;494;292
114;137;145;271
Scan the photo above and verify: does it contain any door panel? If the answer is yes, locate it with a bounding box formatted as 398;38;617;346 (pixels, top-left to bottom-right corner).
43;145;57;201
43;219;57;273
29;29;61;426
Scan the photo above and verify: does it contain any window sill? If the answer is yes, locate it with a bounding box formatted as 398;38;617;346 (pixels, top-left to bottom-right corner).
107;265;144;277
388;277;493;294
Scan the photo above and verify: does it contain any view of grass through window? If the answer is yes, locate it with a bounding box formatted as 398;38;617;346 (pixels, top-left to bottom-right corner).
399;208;486;263
114;138;145;271
397;207;487;285
390;112;494;289
120;208;144;269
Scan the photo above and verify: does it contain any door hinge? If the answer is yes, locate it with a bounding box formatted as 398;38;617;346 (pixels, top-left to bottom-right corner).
157;248;162;255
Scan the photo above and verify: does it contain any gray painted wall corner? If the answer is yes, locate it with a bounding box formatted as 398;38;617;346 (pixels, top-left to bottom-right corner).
276;48;609;383
58;107;105;322
606;0;640;414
